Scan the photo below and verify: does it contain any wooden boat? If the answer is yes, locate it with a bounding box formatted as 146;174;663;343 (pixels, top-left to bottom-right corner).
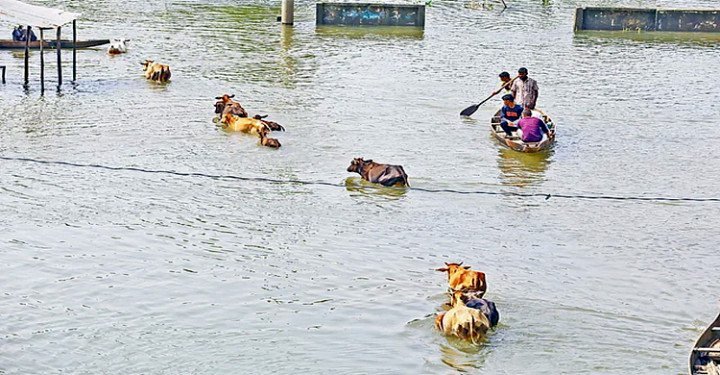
0;39;110;50
690;312;720;375
490;109;556;153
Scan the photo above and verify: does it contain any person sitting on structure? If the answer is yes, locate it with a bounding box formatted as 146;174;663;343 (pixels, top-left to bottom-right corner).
499;94;523;137
24;27;38;42
12;25;23;41
516;108;549;142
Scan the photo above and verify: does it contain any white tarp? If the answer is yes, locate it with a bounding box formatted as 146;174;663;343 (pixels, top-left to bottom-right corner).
0;0;80;28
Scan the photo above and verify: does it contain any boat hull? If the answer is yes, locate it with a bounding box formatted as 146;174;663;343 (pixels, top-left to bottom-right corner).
490;109;556;153
690;312;720;375
0;39;110;50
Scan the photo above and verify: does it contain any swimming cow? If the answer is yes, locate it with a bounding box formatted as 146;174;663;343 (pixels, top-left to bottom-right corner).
108;39;129;54
346;157;409;187
141;59;171;83
214;94;248;118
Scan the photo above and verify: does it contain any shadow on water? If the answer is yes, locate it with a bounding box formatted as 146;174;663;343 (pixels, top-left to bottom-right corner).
343;177;408;199
496;147;552;187
573;30;720;47
315;25;424;40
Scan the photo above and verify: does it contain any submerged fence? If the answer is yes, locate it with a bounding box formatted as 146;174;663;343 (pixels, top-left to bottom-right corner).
316;3;425;27
575;7;720;32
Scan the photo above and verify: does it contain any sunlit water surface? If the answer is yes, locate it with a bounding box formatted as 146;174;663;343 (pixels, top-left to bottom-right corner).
1;0;719;373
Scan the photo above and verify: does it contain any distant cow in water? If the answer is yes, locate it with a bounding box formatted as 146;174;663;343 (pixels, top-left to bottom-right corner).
450;291;499;327
141;59;171;83
108;39;128;54
253;114;285;132
214;94;248;118
258;127;281;148
346;157;409;187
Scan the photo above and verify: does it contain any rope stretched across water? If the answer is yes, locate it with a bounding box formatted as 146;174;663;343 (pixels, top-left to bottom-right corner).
2;155;719;203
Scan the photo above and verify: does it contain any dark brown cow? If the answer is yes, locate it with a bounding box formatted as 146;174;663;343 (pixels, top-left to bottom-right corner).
258;127;281;148
346;157;409;187
214;94;248;118
253;114;285;132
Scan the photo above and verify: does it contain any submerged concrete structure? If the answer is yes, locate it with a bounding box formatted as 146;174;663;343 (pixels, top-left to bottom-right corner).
575;7;720;32
316;3;425;27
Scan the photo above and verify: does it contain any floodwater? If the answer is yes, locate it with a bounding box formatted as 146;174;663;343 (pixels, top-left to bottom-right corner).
1;0;719;373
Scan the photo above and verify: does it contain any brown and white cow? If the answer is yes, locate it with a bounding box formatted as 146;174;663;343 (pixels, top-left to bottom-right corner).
141;59;171;83
436;262;487;297
346;157;409;187
435;293;490;344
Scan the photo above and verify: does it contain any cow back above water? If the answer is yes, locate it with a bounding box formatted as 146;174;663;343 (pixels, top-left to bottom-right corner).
346;157;409;187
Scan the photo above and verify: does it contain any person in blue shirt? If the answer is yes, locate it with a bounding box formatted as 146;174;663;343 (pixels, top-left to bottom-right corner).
499;94;523;137
12;25;23;41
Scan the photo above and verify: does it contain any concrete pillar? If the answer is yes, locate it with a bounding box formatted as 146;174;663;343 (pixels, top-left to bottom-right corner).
281;0;294;25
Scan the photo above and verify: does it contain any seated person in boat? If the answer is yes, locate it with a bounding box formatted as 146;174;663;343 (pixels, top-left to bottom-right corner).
12;25;23;41
516;108;549;142
499;94;523;136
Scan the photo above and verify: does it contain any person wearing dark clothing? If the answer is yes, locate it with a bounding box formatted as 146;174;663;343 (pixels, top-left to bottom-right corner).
12;25;23;41
499;94;523;136
25;27;37;42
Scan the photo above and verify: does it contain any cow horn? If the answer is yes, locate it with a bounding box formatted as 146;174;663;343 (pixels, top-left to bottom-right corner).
444;262;450;266
458;262;463;266
229;94;235;98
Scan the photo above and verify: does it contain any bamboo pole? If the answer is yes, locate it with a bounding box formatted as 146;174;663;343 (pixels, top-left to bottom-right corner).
72;20;77;82
40;28;44;93
56;26;62;87
23;25;30;88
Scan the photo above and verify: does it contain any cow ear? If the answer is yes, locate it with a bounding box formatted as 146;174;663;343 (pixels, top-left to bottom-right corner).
463;266;471;270
435;267;448;272
214;96;222;99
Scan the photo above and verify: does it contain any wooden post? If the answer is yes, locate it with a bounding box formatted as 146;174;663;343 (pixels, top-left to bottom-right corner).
24;25;30;88
56;26;62;87
39;28;45;93
72;20;77;82
281;0;294;25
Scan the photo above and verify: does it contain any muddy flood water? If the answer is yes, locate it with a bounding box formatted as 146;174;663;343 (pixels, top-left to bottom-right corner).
1;0;720;373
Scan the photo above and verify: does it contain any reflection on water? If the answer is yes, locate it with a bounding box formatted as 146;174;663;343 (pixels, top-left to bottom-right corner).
438;342;486;372
574;30;720;46
496;147;552;187
343;177;408;199
315;25;424;39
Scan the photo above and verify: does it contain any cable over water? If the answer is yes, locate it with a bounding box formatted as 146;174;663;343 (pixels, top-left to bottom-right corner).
2;155;719;203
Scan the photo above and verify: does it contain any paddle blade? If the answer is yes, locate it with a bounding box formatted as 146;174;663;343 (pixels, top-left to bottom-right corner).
460;104;480;117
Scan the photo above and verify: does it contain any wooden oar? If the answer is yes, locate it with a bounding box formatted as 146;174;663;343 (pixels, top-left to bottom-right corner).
460;76;517;117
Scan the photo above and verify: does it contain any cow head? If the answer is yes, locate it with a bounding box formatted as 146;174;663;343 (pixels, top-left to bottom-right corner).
347;157;366;173
140;59;154;71
436;262;471;277
214;100;226;114
214;94;235;103
108;39;128;54
221;113;234;125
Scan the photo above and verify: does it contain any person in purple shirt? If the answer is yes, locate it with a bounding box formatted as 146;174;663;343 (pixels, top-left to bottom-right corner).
499;94;523;136
516;108;549;142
